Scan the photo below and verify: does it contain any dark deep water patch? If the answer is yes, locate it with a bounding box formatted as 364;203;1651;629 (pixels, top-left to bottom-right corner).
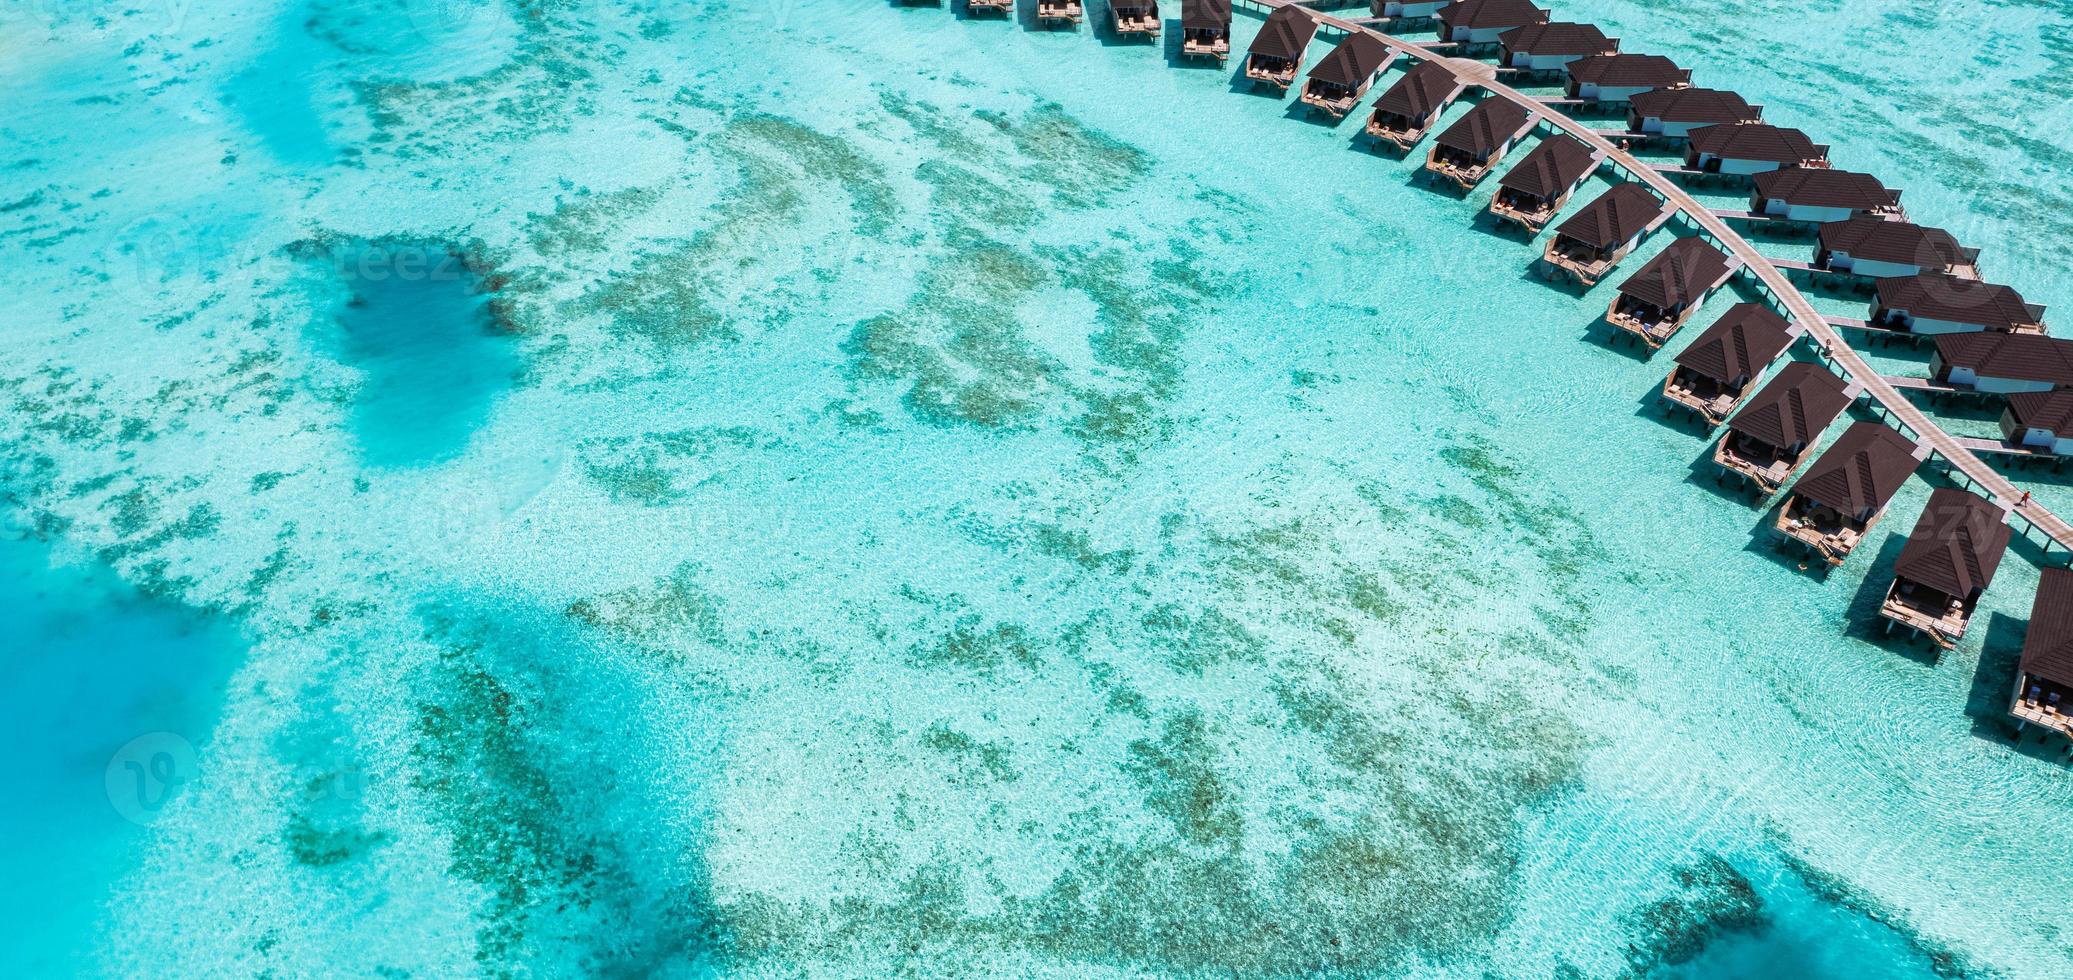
303;241;518;468
225;3;339;166
0;522;247;976
1642;855;1960;980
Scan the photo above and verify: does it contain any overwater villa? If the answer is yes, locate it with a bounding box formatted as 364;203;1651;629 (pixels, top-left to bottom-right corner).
1365;60;1464;149
2012;567;2073;740
1816;218;1977;280
1683;123;1827;176
1713;361;1857;494
1879;487;2011;649
1875;273;2045;335
1372;0;1448;19
1036;0;1085;27
1541;182;1668;285
2001;390;2073;456
1246;6;1321;90
1929;333;2073;394
1660;302;1796;423
1434;0;1548;46
1606;237;1738;348
1626;87;1760;140
1425;98;1533;189
1489;134;1600;231
1180;0;1233;64
1302;33;1395;119
1497;21;1616;73
1110;0;1161;39
967;0;1015;15
1749;167;1903;223
1774;422;1924;565
1562;53;1689;104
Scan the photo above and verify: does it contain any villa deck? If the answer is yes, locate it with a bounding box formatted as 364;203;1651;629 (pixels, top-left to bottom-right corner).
1365;60;1465;149
1659;303;1797;424
1246;6;1321;90
1300;32;1397;118
2013;567;2073;740
1424;98;1535;190
1713;361;1859;495
1773;422;1924;566
1605;237;1739;349
1036;0;1084;26
1489;136;1602;232
1181;0;1235;63
1879;488;2012;650
1111;0;1163;38
1539;182;1671;286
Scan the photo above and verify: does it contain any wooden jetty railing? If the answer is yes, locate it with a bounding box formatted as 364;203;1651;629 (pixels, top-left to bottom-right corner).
925;0;2073;558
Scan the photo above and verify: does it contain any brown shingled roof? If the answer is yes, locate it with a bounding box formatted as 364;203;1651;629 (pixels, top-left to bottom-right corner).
1249;6;1319;60
1672;302;1793;386
1553;182;1665;250
1628;87;1760;125
1789;422;1920;520
1564;53;1689;88
1687;123;1826;165
1309;32;1392;88
1374;60;1459;119
1725;361;1853;451
1498;21;1613;56
1496;135;1597;199
1877;274;2040;332
1433;98;1531;156
2021;567;2073;687
1818;218;1966;271
1892;487;2010;600
2006;389;2073;435
1437;0;1547;30
1181;0;1231;31
1932;333;2073;388
1615;237;1733;309
1752;167;1900;212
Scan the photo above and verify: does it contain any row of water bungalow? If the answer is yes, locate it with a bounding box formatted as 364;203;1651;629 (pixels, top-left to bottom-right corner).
899;0;2073;746
1653;296;2068;745
1652;301;2022;666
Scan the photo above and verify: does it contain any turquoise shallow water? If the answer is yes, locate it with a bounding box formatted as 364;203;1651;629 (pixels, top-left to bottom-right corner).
3;0;2072;976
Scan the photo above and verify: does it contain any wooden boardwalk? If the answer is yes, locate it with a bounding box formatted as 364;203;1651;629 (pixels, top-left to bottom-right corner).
1235;0;2073;551
1709;209;1783;224
1955;436;2061;460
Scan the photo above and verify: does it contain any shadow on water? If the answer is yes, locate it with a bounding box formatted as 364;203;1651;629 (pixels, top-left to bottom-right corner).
1464;207;1540;246
1966;611;2025;739
303;242;520;469
1281;102;1328;126
1632;383;1713;437
1738;499;1836;580
1580;319;1661;362
1971;611;2073;762
0;523;247;977
1160;19;1224;69
1683;445;1769;507
1837;531;1945;664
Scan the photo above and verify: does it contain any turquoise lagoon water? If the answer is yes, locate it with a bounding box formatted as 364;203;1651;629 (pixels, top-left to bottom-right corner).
2;0;2071;975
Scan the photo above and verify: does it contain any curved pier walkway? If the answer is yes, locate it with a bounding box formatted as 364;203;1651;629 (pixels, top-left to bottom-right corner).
1232;0;2073;553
